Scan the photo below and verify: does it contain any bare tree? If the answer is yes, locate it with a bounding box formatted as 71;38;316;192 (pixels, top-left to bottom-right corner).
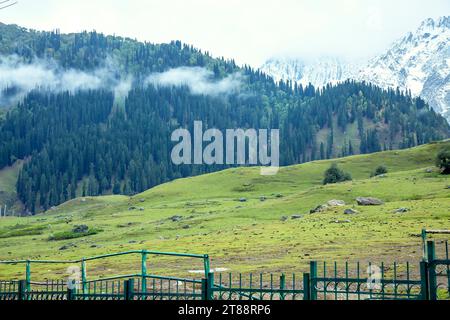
0;0;18;10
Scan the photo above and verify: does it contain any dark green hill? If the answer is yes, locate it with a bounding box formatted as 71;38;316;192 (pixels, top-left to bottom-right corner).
0;23;448;213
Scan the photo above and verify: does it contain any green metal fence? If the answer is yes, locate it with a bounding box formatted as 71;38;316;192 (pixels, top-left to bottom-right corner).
425;240;450;300
309;261;425;300
1;242;449;301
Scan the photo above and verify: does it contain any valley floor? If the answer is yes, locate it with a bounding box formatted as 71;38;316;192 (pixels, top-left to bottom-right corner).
0;141;449;281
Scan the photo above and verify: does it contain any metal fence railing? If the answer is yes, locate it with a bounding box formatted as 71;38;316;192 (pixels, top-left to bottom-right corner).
0;241;449;301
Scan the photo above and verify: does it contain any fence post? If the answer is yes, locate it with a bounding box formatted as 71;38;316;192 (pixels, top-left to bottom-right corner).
419;261;429;300
124;279;134;300
426;241;437;300
201;278;207;300
18;280;26;301
303;273;311;300
310;261;317;300
201;272;214;300
141;251;147;293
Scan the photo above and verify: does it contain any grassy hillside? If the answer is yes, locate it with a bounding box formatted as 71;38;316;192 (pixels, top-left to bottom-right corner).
0;160;24;213
0;141;449;280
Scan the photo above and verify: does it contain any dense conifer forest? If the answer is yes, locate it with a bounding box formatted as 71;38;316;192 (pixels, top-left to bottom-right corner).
0;24;448;213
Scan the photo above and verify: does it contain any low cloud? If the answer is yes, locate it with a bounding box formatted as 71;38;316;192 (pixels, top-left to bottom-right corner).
145;67;244;96
0;55;133;105
0;59;244;106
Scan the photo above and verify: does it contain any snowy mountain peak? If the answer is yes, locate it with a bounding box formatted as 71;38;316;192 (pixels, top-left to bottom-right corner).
260;16;450;122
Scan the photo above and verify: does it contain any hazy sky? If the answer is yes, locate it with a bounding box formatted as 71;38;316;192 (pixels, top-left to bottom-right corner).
0;0;449;66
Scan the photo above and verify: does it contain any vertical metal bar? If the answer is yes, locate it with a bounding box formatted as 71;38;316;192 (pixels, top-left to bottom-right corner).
368;262;373;300
280;274;285;300
334;261;337;300
310;261;317;300
207;272;214;301
406;262;411;298
203;255;210;279
357;261;360;300
420;261;429;300
141;251;147;293
303;273;310;300
323;262;327;300
201;278;207;300
446;240;449;298
421;229;427;260
124;279;134;300
18;280;26;301
393;262;397;299
427;241;437;300
81;258;87;294
292;273;296;300
260;273;263;300
381;262;385;300
25;260;31;294
345;261;349;300
239;273;242;301
270;274;273;300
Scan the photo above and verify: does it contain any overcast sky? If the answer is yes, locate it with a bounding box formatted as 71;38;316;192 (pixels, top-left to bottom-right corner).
0;0;449;66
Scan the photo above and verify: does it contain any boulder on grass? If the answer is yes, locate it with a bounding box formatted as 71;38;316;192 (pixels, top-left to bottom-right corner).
344;208;359;215
327;200;346;207
310;204;329;214
394;207;409;213
356;197;384;206
291;214;303;220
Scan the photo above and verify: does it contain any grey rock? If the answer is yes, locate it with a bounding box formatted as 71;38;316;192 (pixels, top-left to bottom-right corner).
344;208;359;215
260;196;267;202
170;215;182;222
291;215;303;220
356;197;384;206
327;200;346;207
280;216;288;222
394;207;409;213
327;200;345;207
182;225;190;229
239;198;247;202
310;204;329;214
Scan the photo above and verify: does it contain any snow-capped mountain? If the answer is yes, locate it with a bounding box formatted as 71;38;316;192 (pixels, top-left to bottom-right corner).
358;16;450;121
261;56;360;88
261;16;450;122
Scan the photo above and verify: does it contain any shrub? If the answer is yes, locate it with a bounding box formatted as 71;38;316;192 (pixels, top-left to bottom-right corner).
371;165;388;177
436;147;450;174
323;163;352;185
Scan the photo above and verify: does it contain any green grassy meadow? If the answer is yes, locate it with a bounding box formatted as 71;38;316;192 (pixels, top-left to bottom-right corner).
0;141;449;281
